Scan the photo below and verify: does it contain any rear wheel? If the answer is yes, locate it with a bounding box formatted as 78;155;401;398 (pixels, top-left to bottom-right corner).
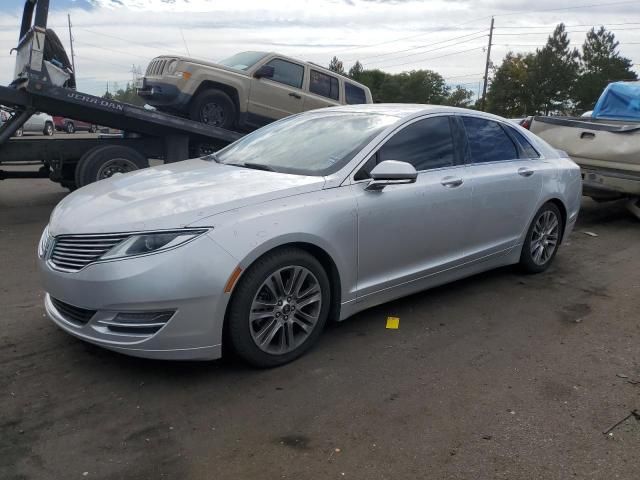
65;122;75;134
520;202;563;273
89;125;98;133
227;248;331;368
75;145;149;188
43;122;54;136
189;89;236;129
14;128;23;137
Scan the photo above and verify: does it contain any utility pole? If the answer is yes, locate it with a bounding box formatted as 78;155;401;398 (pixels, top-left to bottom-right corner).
481;16;494;112
67;14;76;74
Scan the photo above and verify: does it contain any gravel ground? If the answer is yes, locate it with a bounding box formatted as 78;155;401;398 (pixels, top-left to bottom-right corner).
1;177;639;480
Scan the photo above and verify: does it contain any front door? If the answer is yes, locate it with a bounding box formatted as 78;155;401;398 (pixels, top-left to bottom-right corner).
353;115;472;302
248;58;306;126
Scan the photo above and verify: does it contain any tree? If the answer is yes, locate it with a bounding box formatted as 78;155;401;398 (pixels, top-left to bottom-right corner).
486;52;536;116
102;82;145;106
530;23;580;114
348;61;364;81
445;85;474;108
328;56;345;75
573;26;638;111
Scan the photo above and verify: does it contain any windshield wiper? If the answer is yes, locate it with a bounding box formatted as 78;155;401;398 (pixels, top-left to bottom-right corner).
241;162;276;172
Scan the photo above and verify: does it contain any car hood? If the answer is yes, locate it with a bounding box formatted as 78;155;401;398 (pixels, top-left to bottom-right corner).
49;159;326;235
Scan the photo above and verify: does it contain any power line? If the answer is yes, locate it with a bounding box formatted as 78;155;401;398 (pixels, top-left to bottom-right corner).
494;26;640;36
75;39;152;61
353;30;488;62
494;22;640;29
492;0;640;17
75;26;186;56
378;46;486;70
365;35;487;67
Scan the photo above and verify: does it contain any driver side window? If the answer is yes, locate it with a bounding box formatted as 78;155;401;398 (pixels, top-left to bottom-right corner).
354;116;455;180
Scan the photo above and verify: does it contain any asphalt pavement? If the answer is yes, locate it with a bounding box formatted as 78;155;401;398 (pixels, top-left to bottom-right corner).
1;177;639;480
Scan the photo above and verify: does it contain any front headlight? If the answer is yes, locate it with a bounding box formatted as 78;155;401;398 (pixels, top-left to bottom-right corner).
100;229;207;261
38;224;51;258
165;59;178;74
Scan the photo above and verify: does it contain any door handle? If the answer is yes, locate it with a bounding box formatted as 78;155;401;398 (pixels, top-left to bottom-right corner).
518;167;535;177
288;92;302;99
440;176;463;188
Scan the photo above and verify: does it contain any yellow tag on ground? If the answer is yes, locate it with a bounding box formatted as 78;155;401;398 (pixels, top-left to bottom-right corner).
386;316;400;329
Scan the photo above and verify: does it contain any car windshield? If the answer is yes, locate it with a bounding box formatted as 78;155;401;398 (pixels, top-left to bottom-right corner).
218;52;269;71
214;112;398;176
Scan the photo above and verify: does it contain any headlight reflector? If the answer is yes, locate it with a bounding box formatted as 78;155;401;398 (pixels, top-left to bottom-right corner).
38;224;51;258
100;229;207;260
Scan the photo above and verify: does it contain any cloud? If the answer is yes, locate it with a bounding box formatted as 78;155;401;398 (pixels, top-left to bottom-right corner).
0;0;638;96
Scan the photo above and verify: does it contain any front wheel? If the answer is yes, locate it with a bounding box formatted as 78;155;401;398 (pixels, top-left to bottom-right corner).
227;248;331;368
65;122;75;134
520;202;563;273
188;89;236;129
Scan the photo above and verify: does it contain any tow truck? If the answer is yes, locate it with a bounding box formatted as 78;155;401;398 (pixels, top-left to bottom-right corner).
0;0;243;190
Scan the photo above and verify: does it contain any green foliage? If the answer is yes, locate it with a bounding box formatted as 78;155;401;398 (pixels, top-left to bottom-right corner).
487;24;636;116
328;56;345;75
348;61;364;81
445;85;475;108
102;82;145;107
573;27;637;111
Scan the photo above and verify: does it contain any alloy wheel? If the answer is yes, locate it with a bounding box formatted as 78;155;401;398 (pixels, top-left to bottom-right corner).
530;210;559;266
249;266;322;355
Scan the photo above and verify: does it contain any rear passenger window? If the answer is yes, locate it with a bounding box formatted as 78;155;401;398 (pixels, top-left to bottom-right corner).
379;116;454;171
462;117;518;163
266;59;304;89
345;83;367;104
310;70;339;100
505;126;540;158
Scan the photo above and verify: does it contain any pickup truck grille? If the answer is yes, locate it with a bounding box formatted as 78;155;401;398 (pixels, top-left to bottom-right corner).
146;59;168;76
50;233;130;271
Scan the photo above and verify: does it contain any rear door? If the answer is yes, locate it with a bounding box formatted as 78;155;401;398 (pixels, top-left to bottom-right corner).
303;69;341;111
248;58;306;125
459;115;543;260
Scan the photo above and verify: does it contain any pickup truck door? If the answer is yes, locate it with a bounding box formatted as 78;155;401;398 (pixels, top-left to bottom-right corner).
303;69;341;111
248;58;306;126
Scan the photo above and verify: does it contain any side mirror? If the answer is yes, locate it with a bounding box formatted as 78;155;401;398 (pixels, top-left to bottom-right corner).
366;160;417;191
254;65;275;79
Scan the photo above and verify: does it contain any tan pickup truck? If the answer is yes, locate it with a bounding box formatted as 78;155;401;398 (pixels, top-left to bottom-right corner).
138;51;373;131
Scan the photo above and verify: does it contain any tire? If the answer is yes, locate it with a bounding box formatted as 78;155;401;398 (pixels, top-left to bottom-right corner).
227;248;331;368
188;89;236;129
89;125;98;134
520;202;564;274
65;122;75;134
75;145;149;188
43;122;54;136
14;128;23;137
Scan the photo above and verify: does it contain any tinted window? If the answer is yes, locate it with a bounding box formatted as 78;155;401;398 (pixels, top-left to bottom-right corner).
505;125;540;158
310;70;339;100
378;117;454;171
462;117;518;163
266;59;304;88
345;83;367;104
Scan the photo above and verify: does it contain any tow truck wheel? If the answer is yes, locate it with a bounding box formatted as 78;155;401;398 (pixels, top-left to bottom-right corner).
189;89;236;129
75;145;149;188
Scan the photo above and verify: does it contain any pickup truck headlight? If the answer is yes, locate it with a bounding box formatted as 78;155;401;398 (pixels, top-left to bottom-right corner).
100;229;207;260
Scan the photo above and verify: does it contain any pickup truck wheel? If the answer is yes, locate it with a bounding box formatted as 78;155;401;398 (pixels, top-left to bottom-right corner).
76;145;149;188
65;122;75;134
43;122;54;136
189;90;236;129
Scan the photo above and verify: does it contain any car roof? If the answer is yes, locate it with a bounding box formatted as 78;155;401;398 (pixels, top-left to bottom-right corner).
318;103;509;121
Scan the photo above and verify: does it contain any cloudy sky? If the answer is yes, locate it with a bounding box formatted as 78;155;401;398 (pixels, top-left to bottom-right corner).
1;0;638;97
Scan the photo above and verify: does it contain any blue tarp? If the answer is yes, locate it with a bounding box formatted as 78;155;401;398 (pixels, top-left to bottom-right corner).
592;81;640;121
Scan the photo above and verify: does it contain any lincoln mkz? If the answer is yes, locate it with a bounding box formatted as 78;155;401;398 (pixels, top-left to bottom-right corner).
38;105;581;367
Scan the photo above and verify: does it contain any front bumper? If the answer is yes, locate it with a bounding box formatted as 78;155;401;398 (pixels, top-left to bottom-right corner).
136;77;192;110
39;234;238;360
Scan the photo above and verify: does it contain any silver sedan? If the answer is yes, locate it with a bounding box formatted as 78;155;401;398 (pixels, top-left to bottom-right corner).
38;105;582;367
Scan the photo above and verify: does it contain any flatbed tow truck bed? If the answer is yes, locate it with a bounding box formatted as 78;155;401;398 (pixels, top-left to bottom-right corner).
0;0;243;189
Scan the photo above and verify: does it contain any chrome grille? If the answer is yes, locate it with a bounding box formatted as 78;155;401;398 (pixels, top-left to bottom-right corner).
146;59;167;77
50;233;130;271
